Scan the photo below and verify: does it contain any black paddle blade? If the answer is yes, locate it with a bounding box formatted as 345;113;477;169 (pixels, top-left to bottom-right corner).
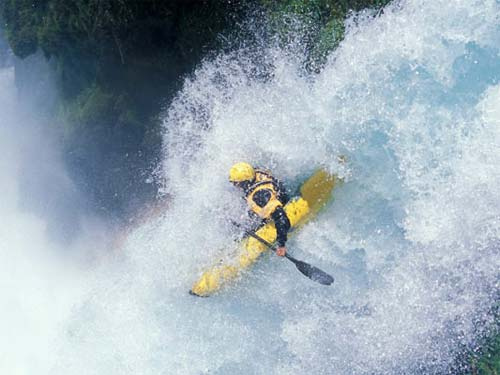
292;258;334;285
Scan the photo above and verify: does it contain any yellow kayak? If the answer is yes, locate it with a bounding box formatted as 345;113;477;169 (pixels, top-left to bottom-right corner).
190;169;339;297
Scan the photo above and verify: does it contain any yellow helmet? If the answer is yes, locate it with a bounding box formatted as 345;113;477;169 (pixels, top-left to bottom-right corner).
229;162;255;182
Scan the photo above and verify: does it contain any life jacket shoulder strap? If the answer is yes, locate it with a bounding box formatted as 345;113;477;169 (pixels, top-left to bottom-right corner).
254;168;272;178
245;180;274;197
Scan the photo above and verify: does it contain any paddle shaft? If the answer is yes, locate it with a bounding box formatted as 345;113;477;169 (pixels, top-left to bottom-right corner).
232;221;334;285
240;227;297;263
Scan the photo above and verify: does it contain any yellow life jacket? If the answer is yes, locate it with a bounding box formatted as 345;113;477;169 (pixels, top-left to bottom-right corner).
245;169;282;219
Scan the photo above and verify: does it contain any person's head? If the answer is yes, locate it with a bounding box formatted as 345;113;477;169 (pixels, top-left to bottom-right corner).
229;162;255;190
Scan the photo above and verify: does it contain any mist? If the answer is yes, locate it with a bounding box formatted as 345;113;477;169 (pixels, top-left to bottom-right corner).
0;46;111;374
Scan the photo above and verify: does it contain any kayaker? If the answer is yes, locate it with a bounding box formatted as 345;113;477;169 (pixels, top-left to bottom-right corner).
229;162;291;257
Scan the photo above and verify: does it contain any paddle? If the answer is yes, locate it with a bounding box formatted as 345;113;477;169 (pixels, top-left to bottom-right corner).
232;221;334;286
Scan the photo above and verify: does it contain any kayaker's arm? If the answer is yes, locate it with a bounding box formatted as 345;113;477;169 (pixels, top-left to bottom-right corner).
271;206;291;248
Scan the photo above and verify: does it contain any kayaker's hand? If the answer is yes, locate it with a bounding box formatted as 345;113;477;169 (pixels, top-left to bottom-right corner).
276;246;287;257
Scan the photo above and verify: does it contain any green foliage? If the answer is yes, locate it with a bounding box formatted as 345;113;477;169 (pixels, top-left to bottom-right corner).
469;334;500;375
259;0;391;70
468;305;500;375
0;26;9;66
1;0;248;215
55;82;161;214
308;15;345;70
1;0;395;215
0;0;46;58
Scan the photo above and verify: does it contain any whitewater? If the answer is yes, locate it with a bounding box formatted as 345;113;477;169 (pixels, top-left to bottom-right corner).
1;0;499;374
